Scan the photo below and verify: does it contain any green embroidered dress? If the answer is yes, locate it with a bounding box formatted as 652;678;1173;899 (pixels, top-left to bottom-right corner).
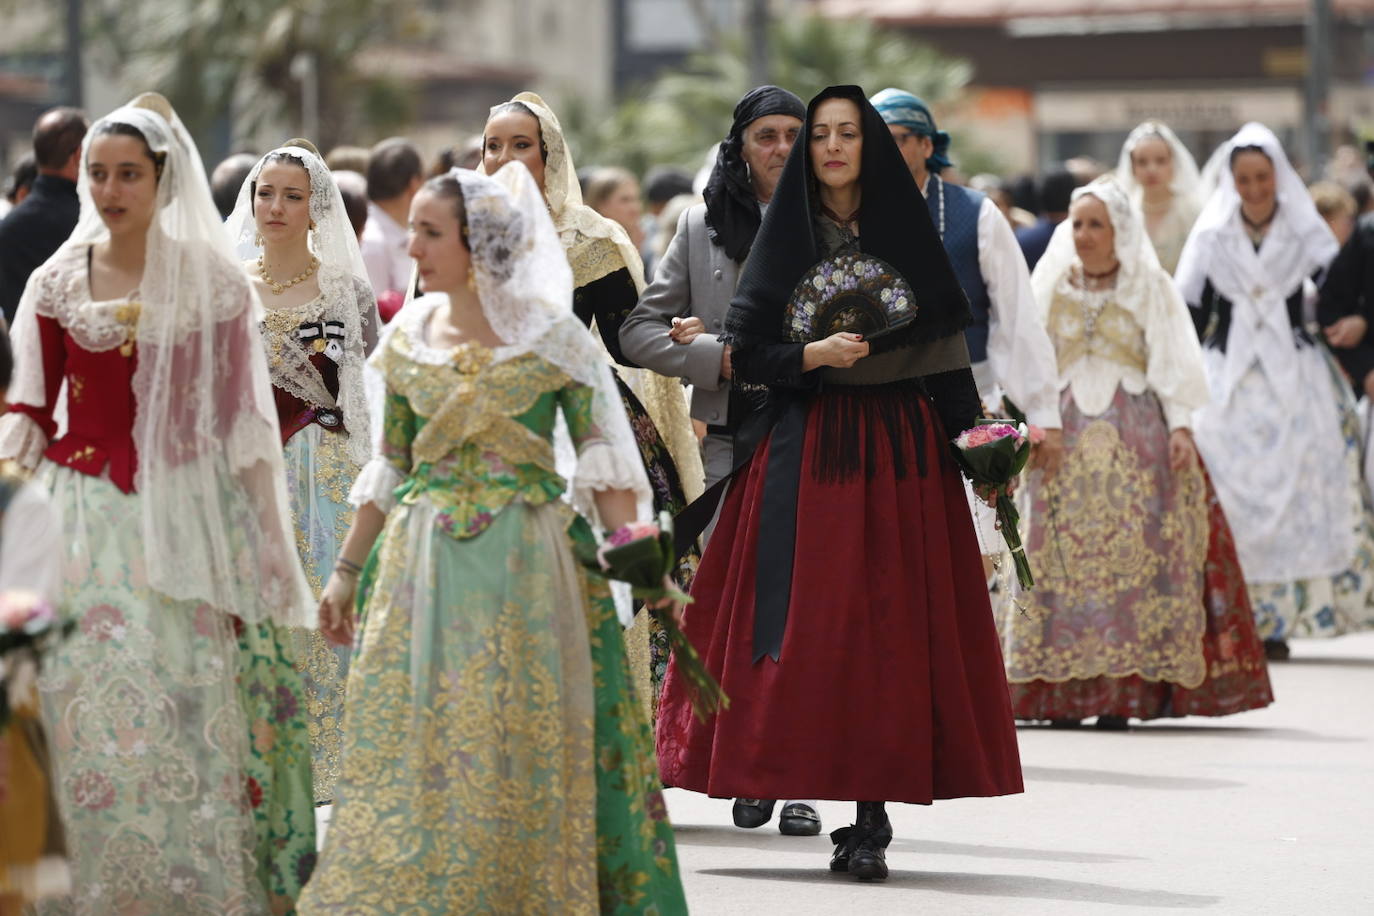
298;298;687;915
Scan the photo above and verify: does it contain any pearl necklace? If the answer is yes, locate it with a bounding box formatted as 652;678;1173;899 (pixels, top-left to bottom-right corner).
257;254;320;295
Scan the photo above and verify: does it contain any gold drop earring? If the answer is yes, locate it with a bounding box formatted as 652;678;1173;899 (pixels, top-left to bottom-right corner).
254;231;264;248
466;266;476;291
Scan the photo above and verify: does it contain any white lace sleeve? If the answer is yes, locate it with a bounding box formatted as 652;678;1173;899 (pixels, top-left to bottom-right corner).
0;413;49;469
569;439;651;527
349;457;404;512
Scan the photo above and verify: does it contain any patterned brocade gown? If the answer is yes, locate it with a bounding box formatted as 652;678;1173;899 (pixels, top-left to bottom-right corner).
0;245;316;914
297;299;687;915
1002;273;1273;720
258;266;377;804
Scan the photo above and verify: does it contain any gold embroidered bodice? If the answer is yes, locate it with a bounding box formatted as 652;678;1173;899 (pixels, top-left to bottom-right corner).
1047;285;1147;378
374;325;605;540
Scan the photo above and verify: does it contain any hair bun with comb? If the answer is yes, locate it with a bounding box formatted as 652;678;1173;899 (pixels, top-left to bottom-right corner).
129;91;175;122
284;137;322;158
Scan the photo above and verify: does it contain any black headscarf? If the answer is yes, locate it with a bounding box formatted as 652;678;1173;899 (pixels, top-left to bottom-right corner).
702;85;807;263
726;85;970;352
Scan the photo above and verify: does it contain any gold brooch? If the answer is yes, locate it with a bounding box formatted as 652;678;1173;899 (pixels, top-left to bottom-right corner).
116;301;142;357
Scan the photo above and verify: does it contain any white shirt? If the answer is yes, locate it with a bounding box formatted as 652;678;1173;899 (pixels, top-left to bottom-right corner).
359;202;412;297
0;479;60;601
974;196;1063;429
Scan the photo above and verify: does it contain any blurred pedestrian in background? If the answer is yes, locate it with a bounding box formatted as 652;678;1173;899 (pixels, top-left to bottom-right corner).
585;165;647;254
333;169;369;242
325;145;370;174
1310;180;1358;247
1115;120;1202;274
640;166;694;277
209;151;258;220
360;137;424;302
1017;169;1083;271
1319;154;1374;402
0;107;88;324
1;154;36;219
970;173;1035;230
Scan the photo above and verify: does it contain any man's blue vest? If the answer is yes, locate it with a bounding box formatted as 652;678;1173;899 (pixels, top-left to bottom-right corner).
926;176;992;363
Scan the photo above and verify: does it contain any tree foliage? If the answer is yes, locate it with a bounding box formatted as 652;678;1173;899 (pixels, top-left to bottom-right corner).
564;15;974;176
85;0;430;157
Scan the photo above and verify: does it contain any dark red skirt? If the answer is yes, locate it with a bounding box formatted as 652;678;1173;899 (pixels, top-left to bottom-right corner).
1009;464;1274;721
655;387;1023;804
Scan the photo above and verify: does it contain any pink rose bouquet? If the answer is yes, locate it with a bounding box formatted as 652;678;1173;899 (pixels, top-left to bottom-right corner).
952;420;1035;588
575;512;727;721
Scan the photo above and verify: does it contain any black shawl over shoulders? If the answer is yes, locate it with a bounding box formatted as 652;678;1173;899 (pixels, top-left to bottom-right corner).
725;85;971;356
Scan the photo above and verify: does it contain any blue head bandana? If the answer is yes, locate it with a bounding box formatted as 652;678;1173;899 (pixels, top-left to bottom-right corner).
869;87;953;171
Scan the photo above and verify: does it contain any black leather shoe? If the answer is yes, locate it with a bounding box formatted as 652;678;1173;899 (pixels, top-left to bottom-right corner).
847;808;893;881
1264;639;1290;661
848;835;890;881
732;798;776;829
830;808;893;879
1095;715;1129;731
779;803;822;836
828;826;855;872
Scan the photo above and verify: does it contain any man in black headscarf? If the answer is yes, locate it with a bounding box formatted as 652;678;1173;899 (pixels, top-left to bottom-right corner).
621;86;804;493
620;86;820;838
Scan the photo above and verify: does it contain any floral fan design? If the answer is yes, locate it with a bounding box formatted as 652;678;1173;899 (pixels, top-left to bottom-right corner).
783;253;918;346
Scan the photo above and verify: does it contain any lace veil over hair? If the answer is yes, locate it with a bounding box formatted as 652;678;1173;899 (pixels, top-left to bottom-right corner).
1174;123;1340;412
483;92;646;292
1178;122;1338;307
1115;120;1202;211
368;163;652;524
224;141;379;466
1030;174;1208;418
481;91;704;501
1032;175;1165;313
6;93;314;626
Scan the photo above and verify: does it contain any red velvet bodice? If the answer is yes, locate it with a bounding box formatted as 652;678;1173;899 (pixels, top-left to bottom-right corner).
11;313;140;492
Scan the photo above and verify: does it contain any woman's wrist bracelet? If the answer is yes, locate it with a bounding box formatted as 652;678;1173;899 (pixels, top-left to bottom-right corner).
337;556;362;572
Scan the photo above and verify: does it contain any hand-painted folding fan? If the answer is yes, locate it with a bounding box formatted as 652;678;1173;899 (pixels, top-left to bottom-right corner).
783;253;918;346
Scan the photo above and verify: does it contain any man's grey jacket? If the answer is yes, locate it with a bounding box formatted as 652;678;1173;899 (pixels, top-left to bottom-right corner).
619;203;740;428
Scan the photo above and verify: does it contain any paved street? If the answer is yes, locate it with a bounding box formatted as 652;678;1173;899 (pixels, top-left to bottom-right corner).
664;634;1374;915
316;634;1373;914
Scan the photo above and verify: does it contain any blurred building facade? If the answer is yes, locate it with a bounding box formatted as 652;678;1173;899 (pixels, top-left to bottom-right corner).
0;0;621;168
812;0;1374;174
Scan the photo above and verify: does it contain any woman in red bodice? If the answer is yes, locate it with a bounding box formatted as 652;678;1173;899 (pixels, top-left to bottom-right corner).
0;93;317;913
